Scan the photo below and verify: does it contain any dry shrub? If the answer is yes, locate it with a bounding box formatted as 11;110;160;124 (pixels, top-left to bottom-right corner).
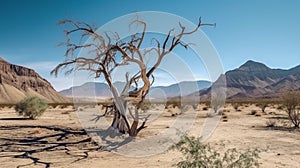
61;111;70;114
233;103;240;111
255;113;261;117
258;101;268;113
222;115;228;119
268;111;276;115
202;107;208;111
166;100;181;109
250;110;257;115
281;91;300;128
223;109;230;113
277;105;283;110
266;119;276;127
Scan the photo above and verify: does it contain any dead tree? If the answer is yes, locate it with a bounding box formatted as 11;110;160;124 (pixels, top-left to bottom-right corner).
51;18;214;136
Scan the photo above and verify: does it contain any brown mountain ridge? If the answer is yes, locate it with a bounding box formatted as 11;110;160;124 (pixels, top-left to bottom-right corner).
199;60;300;100
0;57;68;104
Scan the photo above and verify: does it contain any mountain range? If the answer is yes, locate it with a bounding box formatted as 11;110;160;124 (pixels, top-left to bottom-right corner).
0;57;68;104
1;57;299;104
60;60;300;100
59;80;211;99
199;60;300;100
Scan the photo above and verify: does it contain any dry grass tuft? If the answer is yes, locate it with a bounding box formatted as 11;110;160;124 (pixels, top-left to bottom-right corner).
250;110;257;115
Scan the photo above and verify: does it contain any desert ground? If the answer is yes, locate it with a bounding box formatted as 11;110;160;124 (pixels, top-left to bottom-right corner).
0;103;299;168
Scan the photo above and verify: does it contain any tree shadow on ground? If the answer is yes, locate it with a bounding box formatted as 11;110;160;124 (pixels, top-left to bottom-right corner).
0;118;31;120
253;124;299;132
0;125;102;168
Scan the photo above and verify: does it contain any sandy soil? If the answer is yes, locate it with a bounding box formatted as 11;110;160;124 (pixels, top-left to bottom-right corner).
0;104;299;168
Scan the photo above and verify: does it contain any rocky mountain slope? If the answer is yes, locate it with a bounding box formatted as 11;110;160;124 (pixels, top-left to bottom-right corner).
0;57;69;104
199;60;300;100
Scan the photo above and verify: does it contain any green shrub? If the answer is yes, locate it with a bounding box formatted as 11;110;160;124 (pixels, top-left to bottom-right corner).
174;134;260;168
15;96;48;119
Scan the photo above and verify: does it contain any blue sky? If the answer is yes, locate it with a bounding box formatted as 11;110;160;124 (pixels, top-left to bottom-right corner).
1;0;300;90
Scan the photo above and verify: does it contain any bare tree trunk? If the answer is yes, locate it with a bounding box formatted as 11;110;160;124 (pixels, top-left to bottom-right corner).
130;120;139;136
103;73;133;134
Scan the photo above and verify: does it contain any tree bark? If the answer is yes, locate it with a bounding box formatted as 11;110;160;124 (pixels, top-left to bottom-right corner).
129;120;139;136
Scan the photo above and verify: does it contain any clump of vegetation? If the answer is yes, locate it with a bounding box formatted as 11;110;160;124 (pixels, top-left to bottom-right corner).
276;105;283;110
0;103;15;109
258;102;268;113
255;113;261;117
166;100;181;109
15;96;48;119
281;91;300;128
173;134;261;168
202;106;208;111
140;101;151;112
211;96;224;114
224;109;231;112
266;119;277;128
49;102;74;109
250;110;257;115
233;103;240;111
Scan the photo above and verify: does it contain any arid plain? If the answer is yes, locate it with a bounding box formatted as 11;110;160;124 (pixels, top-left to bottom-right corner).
0;103;299;168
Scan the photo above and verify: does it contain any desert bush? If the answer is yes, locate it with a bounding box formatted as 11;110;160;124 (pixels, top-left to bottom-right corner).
15;96;48;119
250;110;257;115
140;101;151;112
202;106;208;111
173;134;260;168
276;105;283;110
281;91;300;128
258;102;268;113
0;103;15;109
255;113;261;117
233;103;240;111
211;97;224;114
266;119;276;127
166;100;181;109
222;115;228;119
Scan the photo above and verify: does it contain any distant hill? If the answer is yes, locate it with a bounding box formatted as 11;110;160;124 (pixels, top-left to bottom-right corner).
0;57;69;104
198;60;300;100
60;80;211;98
148;80;211;99
60;60;300;101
